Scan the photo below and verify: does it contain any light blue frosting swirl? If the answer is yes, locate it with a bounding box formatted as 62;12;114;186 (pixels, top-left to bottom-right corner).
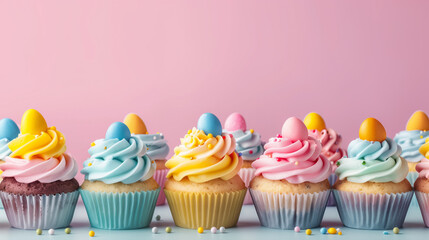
224;130;264;160
81;136;156;184
0;138;12;160
394;130;429;162
133;133;169;160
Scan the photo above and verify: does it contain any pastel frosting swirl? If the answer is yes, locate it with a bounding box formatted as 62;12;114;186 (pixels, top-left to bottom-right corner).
224;129;263;160
134;134;169;160
394;130;429;162
308;128;347;171
416;139;429;179
335;138;408;183
252;117;332;184
166;128;242;183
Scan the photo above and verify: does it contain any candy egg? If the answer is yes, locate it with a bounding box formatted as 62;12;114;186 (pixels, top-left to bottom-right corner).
20;109;47;135
406;110;429;131
123;113;148;134
359;118;386;142
0;118;20;141
282;117;308;141
105;122;131;141
303;112;326;131
197;113;222;136
224;113;247;132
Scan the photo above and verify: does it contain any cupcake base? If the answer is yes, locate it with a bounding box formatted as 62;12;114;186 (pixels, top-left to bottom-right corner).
238;167;255;205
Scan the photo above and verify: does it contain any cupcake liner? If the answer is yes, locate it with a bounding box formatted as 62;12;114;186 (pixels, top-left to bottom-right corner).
164;188;246;229
333;190;413;229
407;172;419;207
0;191;79;230
153;169;168;205
250;189;330;230
416;191;429;227
80;188;160;230
327;174;337;206
238;168;255;205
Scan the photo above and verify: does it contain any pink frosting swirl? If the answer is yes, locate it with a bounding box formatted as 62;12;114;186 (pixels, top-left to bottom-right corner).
416;158;429;179
252;117;332;184
308;128;347;171
0;153;78;183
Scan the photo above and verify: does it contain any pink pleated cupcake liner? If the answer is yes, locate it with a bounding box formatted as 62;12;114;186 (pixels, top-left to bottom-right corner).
238;168;255;205
154;169;168;205
416;191;429;227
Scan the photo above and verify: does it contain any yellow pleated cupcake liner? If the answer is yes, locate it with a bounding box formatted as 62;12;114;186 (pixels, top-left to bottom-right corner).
164;188;246;229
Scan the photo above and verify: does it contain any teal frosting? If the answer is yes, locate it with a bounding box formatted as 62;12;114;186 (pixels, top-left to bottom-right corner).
394;130;429;162
81;136;155;184
224;130;264;160
0;138;11;160
133;134;169;160
335;138;408;183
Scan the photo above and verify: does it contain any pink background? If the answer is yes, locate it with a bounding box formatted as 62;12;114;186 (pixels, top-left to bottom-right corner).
0;1;428;183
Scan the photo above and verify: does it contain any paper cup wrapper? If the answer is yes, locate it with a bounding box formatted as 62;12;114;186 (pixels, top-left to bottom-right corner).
238;168;255;205
333;190;413;229
0;191;79;230
416;191;429;227
154;169;168;205
407;172;419;207
80;188;160;230
164;188;246;229
327;174;338;206
250;189;330;230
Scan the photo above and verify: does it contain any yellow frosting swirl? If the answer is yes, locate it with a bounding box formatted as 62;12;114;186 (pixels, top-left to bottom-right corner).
166;128;242;183
420;138;429;159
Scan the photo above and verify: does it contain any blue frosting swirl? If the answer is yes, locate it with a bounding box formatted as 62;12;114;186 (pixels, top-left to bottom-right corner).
394;130;429;162
133;133;169;160
81;136;156;184
224;130;264;160
0;138;12;160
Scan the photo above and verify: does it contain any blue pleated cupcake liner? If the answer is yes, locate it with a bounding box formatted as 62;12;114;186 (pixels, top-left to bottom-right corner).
80;188;160;230
0;191;79;229
416;191;429;227
333;189;413;230
327;174;337;206
407;172;419;207
250;189;330;230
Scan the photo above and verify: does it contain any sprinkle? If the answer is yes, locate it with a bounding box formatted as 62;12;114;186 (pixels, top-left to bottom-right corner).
91;142;95;147
362;161;366;165
421;136;424;139
157;132;160;134
190;157;193;160
88;163;92;166
249;150;253;154
188;130;192;134
165;227;172;233
104;146;107;150
295;161;299;166
198;227;204;233
250;129;254;134
383;231;389;235
48;229;54;235
65;228;71;234
306;229;312;235
238;152;242;157
328;228;337;234
155;215;161;221
211;227;217;234
222;136;226;139
89;230;95;237
336;228;341;232
50;126;56;130
393;227;399;234
147;148;149;150
208;134;213;138
153;136;157;140
36;229;42;235
336;161;341;166
294;226;300;232
208;144;213;149
320;227;327;234
146;131;149;134
338;231;343;235
277;134;282;138
152;227;158;234
219;226;226;233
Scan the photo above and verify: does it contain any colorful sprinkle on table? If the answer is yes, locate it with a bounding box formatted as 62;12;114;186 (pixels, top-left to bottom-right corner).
152;227;158;234
155;215;161;221
89;230;95;237
393;227;400;234
65;228;71;234
306;229;312;235
198;227;204;233
294;226;300;232
383;231;389;235
211;227;217;233
320;227;327;234
166;227;172;233
328;228;337;234
219;227;226;233
48;229;54;235
36;229;42;235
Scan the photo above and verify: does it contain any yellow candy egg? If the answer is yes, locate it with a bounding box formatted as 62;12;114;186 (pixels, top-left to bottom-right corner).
20;109;47;135
303;112;326;131
359;118;386;142
406;111;429;131
123;113;148;134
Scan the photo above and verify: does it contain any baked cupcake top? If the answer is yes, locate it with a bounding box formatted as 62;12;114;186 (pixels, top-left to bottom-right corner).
123;113;169;160
81;122;155;184
166;113;242;183
0;109;78;183
416;138;429;179
0;118;20;160
223;113;263;161
394;111;429;162
304;112;347;171
336;118;408;183
252;117;332;184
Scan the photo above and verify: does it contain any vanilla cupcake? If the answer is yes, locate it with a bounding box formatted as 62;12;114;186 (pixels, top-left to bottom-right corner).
124;113;169;205
164;113;246;229
334;118;412;229
415;138;429;227
224;113;263;204
250;117;332;230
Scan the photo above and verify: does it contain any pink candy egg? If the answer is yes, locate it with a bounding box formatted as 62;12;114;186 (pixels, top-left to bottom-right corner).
224;113;247;132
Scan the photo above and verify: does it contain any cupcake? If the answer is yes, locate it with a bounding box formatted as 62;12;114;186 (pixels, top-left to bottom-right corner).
250;117;332;230
394;110;429;186
304;112;347;206
164;113;246;229
80;122;159;229
124;113;170;205
334;118;412;230
0;109;79;229
415;138;429;227
224;113;263;204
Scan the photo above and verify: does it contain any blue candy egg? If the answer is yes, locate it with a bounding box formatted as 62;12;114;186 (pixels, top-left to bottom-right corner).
197;113;222;136
105;122;131;141
0;118;20;141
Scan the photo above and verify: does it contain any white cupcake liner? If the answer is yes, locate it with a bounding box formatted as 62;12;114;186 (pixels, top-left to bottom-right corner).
333;190;413;229
0;191;79;229
250;189;330;230
238;168;255;205
415;191;429;227
327;174;337;206
407;172;419;207
153;169;168;205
